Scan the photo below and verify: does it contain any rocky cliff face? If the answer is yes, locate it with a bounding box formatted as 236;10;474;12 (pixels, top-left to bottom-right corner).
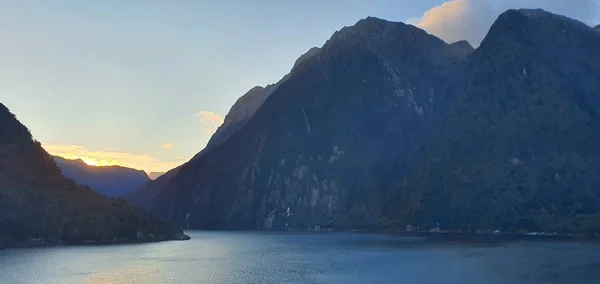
148;17;468;230
388;9;600;235
144;9;600;235
0;103;186;247
53;156;149;197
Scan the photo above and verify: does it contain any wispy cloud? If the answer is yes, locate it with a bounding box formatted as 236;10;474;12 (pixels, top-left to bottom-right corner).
162;142;177;149
194;110;224;134
43;144;181;173
416;0;600;46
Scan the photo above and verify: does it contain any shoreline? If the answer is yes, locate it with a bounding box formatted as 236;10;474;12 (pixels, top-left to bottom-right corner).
324;229;600;243
260;228;600;243
0;232;191;250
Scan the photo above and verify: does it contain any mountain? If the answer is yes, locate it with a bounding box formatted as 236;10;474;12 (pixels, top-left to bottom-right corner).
595;24;600;31
0;103;188;248
145;16;469;230
53;156;149;197
449;40;475;57
202;46;321;152
129;47;322;209
123;166;182;209
148;172;165;180
386;9;600;235
140;9;600;236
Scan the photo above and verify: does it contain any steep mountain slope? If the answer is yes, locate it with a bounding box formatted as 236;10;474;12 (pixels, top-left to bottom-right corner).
53;156;149;197
148;17;469;230
132;48;323;208
123;166;181;209
0;104;188;248
203;47;321;151
388;9;600;235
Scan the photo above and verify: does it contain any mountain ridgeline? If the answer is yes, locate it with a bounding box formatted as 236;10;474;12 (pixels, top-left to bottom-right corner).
201;46;321;152
0;104;188;248
53;156;150;197
135;9;600;236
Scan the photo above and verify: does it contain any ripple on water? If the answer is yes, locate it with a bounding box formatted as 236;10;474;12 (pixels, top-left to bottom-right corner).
1;231;600;284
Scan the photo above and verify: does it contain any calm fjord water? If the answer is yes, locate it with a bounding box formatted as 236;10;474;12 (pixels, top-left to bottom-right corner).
1;231;600;284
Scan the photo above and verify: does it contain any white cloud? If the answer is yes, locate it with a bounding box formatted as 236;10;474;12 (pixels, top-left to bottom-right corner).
162;142;177;149
416;0;600;46
43;144;181;173
194;110;224;134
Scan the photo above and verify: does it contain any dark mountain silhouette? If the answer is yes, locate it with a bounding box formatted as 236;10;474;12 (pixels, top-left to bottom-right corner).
0;103;188;248
387;9;600;235
53;156;149;197
144;16;468;230
449;40;475;57
141;9;600;236
123;166;182;209
201;46;321;152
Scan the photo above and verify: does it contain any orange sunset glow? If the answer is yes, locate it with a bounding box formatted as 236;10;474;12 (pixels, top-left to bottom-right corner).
43;144;181;173
53;152;120;167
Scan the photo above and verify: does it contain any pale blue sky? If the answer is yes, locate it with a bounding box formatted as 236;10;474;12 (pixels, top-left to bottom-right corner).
1;0;597;172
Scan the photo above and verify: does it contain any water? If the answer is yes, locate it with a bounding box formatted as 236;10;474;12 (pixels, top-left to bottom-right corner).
1;231;600;284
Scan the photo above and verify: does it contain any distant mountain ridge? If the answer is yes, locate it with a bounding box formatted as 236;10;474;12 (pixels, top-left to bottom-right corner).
0;103;188;248
53;156;150;197
123;165;182;209
148;172;165;180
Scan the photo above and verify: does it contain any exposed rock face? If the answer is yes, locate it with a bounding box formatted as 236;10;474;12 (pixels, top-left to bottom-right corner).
53;156;149;197
388;9;600;234
0;103;187;247
148;17;468;230
144;9;600;236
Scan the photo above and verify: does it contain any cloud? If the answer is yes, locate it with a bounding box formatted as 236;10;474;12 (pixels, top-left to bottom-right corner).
43;144;181;173
416;0;600;46
162;142;177;149
194;110;224;134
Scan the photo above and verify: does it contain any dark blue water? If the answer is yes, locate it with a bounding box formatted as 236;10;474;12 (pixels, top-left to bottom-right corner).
1;231;600;284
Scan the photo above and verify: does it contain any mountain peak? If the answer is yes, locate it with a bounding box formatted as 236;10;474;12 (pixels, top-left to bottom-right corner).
291;47;320;72
481;8;597;49
517;8;591;28
323;16;449;62
450;40;473;49
449;40;474;57
327;17;418;44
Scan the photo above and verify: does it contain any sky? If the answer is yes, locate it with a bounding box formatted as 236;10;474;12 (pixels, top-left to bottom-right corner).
1;0;599;173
